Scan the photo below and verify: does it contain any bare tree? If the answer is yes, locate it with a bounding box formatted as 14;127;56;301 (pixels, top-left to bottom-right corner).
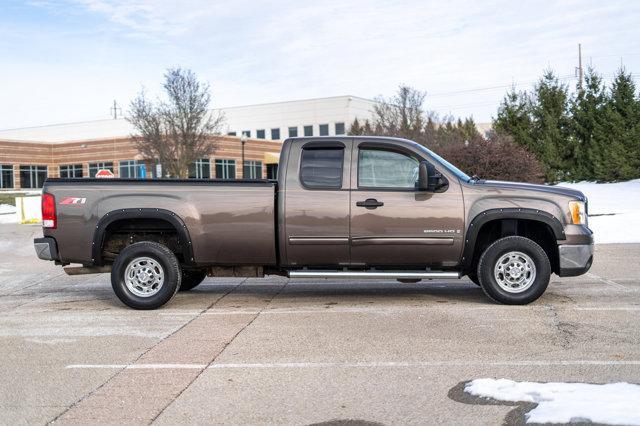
372;85;426;141
128;68;224;178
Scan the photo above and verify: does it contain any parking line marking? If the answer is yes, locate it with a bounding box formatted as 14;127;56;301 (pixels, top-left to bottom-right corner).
575;307;640;311
586;273;631;291
66;363;207;369
66;360;640;370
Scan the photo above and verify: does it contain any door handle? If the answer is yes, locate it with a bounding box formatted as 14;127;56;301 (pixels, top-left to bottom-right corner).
356;198;384;209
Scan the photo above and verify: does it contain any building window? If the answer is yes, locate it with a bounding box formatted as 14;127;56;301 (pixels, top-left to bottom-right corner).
242;130;251;138
267;164;278;180
188;158;211;179
19;165;47;189
243;161;263;179
300;147;344;189
288;127;298;138
0;165;13;189
304;125;313;136
256;129;266;139
227;131;237;136
271;128;280;140
319;124;329;136
119;160;138;178
335;122;346;135
88;162;114;178
59;164;83;178
215;159;236;179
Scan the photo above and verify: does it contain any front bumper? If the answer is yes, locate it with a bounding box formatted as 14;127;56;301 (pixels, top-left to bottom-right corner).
558;243;593;277
34;237;59;261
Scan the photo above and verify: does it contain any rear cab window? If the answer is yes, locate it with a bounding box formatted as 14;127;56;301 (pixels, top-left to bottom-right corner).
300;147;344;189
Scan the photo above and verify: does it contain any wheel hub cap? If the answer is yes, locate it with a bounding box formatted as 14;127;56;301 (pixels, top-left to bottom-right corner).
494;251;536;293
124;257;165;297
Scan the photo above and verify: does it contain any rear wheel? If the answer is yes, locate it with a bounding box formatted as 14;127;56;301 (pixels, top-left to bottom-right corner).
179;269;208;291
111;241;181;310
477;236;550;305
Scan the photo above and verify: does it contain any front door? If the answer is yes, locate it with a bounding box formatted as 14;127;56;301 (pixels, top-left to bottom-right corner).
349;141;464;267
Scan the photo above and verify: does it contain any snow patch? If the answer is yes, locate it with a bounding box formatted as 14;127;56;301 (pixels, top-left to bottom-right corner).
557;179;640;244
465;378;640;425
0;204;18;224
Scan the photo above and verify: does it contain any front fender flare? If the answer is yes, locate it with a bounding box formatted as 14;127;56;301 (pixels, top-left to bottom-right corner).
460;208;565;269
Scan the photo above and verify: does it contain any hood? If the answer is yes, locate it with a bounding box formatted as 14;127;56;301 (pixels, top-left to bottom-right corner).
477;180;586;201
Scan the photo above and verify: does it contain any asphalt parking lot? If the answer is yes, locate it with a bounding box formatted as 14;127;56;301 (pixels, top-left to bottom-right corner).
1;223;639;425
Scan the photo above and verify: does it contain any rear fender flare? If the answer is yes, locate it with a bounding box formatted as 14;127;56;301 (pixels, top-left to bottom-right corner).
91;208;194;266
460;208;565;269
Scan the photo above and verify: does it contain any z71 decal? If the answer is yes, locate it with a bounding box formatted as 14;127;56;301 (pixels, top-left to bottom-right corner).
59;197;87;205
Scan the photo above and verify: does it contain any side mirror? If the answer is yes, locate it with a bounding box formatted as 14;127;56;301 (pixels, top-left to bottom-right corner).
417;161;429;191
417;161;447;192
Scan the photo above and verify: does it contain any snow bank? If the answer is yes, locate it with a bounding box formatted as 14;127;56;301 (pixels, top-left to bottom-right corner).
0;204;18;224
465;378;640;425
557;179;640;244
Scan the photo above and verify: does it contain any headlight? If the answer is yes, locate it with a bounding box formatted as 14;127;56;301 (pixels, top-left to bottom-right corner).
569;201;587;225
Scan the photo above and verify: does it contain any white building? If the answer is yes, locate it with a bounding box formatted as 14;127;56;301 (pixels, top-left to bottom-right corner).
220;95;377;140
0;95;377;143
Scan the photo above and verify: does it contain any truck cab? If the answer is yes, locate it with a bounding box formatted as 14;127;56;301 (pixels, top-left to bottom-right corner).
279;137;464;269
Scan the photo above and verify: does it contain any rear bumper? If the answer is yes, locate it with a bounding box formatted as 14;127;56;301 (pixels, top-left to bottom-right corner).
34;237;59;261
558;244;593;277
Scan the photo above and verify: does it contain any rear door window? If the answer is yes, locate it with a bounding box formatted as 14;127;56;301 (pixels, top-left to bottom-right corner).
300;147;344;189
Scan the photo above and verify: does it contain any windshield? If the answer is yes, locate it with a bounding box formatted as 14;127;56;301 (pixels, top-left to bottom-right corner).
415;144;472;182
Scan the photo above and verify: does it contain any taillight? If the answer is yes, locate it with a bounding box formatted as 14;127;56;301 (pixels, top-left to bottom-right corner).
42;193;57;229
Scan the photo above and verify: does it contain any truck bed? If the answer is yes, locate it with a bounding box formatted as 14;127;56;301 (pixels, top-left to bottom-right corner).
43;178;278;266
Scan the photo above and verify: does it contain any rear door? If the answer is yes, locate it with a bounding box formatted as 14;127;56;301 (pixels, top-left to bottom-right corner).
349;140;464;267
283;139;352;266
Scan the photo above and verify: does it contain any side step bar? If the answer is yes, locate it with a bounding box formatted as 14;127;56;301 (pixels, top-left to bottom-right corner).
288;270;461;279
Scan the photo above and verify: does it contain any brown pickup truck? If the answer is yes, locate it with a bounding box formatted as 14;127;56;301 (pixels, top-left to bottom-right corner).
34;136;593;309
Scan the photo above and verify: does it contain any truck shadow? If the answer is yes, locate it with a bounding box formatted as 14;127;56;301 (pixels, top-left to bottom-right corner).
191;280;492;305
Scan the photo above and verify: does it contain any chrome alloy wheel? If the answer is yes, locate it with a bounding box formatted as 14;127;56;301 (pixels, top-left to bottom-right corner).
124;257;165;297
493;251;536;293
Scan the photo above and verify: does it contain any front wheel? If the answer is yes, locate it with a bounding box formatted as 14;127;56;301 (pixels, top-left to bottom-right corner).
477;236;551;305
111;241;181;309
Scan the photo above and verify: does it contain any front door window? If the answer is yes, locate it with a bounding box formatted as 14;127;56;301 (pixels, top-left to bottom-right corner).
358;148;418;189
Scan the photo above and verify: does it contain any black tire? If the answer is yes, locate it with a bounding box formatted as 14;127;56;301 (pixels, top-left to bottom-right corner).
111;241;181;310
467;272;481;286
179;269;208;291
477;236;551;305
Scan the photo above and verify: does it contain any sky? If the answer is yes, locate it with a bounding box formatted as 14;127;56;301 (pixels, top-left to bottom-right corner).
0;0;639;129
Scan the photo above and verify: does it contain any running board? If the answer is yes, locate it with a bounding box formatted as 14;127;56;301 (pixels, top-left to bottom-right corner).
288;270;461;279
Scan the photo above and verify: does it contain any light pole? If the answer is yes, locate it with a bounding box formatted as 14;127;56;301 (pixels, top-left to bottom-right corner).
240;133;247;179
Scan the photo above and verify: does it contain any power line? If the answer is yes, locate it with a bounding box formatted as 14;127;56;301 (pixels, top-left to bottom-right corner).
426;75;576;98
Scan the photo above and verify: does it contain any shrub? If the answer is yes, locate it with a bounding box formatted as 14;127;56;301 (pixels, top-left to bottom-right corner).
438;133;544;184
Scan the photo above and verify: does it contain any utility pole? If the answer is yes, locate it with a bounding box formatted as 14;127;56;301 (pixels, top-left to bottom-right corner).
110;100;122;119
576;43;584;90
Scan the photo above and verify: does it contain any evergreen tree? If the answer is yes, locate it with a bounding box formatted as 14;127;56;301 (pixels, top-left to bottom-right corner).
493;85;534;152
605;68;640;180
530;70;572;182
570;68;608;180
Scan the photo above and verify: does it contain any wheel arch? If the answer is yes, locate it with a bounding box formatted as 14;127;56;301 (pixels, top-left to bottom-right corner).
92;208;195;266
461;208;565;273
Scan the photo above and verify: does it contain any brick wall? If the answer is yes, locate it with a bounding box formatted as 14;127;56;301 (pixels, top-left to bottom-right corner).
0;136;282;188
